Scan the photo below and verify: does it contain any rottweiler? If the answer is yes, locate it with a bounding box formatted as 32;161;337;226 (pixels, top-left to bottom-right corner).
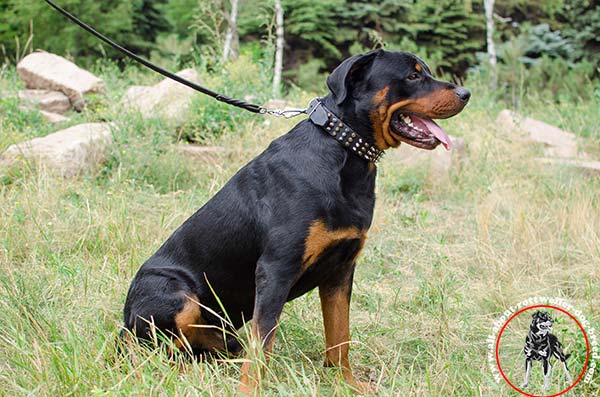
122;49;470;394
521;311;572;391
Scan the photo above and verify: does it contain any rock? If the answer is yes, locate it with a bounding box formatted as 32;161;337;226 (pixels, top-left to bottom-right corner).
389;135;466;175
18;89;71;114
536;158;600;176
175;144;226;165
496;109;578;158
40;110;70;123
16;52;105;107
0;123;112;177
121;68;200;124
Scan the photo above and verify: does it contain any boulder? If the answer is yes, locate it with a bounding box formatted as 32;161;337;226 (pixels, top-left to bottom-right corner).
18;89;71;114
121;68;200;124
496;109;578;158
40;110;70;124
0;123;112;177
17;52;105;107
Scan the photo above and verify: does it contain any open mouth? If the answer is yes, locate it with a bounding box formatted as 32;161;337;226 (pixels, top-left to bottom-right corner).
390;112;453;151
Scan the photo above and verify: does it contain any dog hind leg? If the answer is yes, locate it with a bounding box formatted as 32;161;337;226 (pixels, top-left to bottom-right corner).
561;360;572;384
124;270;227;354
553;343;572;384
543;359;552;392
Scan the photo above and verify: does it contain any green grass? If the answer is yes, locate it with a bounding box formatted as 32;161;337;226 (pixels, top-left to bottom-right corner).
1;60;599;396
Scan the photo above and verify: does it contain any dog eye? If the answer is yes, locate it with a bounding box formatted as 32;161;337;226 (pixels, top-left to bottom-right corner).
407;72;421;81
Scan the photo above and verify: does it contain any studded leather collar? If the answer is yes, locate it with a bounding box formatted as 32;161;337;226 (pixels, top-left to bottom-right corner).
306;98;384;164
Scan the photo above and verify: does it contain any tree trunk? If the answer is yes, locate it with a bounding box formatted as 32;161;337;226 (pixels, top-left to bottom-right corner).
483;0;497;89
273;0;284;97
222;0;239;62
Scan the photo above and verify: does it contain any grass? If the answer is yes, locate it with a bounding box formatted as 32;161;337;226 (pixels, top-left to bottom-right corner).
0;58;599;396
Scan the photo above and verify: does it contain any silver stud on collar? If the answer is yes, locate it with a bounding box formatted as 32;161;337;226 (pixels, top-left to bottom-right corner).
308;99;384;164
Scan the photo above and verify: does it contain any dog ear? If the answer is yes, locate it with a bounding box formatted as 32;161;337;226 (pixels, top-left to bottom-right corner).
326;49;382;105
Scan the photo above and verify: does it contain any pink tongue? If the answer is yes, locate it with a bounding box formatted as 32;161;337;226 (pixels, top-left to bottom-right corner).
410;115;453;150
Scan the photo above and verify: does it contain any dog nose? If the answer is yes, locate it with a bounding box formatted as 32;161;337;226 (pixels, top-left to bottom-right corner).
455;87;471;102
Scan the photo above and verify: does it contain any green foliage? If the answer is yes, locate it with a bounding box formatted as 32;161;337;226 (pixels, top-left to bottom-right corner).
177;54;273;142
404;0;485;76
237;0;273;39
0;0;597;98
473;20;599;108
519;23;574;65
129;1;170;54
286;58;327;94
156;0;198;39
0;0;170;64
344;0;414;38
560;1;600;71
283;0;346;59
101;119;199;194
495;0;568;28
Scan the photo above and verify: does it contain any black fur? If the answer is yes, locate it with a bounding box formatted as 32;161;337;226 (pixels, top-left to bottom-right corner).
122;50;470;361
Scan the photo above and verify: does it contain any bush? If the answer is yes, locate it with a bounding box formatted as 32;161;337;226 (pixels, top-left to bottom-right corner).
471;23;599;107
177;54;273;142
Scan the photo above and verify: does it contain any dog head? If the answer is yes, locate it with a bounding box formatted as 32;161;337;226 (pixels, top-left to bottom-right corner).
326;49;470;151
530;311;554;336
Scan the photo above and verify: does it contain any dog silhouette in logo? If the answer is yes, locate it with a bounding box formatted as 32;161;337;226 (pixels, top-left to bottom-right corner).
521;311;572;391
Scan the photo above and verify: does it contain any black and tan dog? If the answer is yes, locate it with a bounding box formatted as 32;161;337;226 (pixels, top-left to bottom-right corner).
122;49;470;394
521;311;572;391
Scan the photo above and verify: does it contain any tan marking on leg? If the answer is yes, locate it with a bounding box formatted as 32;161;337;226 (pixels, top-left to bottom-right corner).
303;220;362;270
321;287;351;368
320;283;373;394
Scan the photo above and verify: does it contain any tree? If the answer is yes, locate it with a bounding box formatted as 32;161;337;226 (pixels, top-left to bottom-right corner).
273;0;284;97
484;0;497;88
222;0;239;61
410;0;486;76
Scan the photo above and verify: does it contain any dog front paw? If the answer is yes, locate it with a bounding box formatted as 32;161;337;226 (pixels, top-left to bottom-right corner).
521;382;528;388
